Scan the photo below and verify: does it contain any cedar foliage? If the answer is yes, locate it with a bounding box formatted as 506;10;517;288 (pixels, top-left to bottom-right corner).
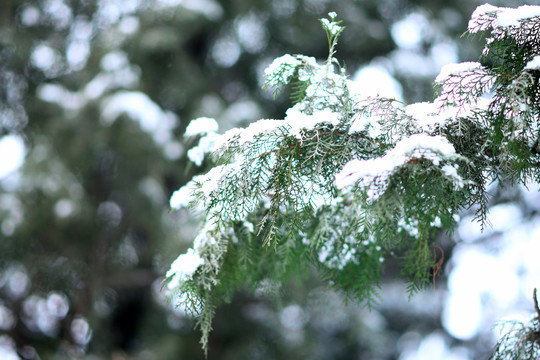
167;6;540;354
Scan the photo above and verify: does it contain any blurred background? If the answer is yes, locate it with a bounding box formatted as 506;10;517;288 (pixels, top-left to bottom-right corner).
1;0;539;359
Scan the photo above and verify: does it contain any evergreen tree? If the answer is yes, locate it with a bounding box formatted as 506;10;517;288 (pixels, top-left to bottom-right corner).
167;5;540;356
4;0;474;358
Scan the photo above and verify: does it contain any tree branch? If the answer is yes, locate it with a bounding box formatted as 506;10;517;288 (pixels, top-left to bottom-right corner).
533;288;540;333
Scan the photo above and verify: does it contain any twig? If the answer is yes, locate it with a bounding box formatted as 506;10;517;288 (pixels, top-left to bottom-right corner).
534;288;540;328
432;245;444;290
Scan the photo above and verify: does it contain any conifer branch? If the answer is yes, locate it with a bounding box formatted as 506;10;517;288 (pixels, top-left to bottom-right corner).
166;7;540;354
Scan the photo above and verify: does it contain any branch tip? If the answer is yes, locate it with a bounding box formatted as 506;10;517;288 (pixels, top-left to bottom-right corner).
533;288;540;325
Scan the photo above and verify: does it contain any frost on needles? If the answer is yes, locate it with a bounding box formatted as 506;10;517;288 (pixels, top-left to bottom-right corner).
166;6;540;354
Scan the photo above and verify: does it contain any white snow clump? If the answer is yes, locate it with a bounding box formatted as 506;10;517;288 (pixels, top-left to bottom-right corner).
335;133;463;200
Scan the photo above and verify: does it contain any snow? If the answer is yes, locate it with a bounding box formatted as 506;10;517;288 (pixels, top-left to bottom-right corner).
37;83;85;112
0;135;25;180
406;98;489;130
435;62;482;84
170;180;197;209
434;62;494;112
0;304;15;330
170;163;238;213
318;235;359;270
320;17;342;36
405;102;448;130
300;63;345;106
211;36;241;68
84;66;140;100
186;129;223;166
66;40;90;70
70;316;92;345
233;54;400;150
193;221;218;250
264;54;302;87
215;119;281;150
398;218;420;238
198;164;231;199
213;54;357;148
285;107;341;138
166;248;204;289
335;134;462;198
20;6;40;27
31;44;61;73
164;222;221;294
468;4;540;32
100;51;129;72
468;4;499;33
525;55;540;70
348;111;382;138
165;7;540;353
443;245;520;340
100;91;181;158
235;12;269;54
319;12;342;37
442;289;483;340
297;56;318;82
187;147;205;167
215;107;342;151
243;221;254;233
280;304;306;331
118;16;139;34
185;117;219;137
350;60;403;100
237;119;283;144
391;12;429;50
101;91;176;139
496;5;540;28
0;336;20;360
444;195;540;344
441;164;463;188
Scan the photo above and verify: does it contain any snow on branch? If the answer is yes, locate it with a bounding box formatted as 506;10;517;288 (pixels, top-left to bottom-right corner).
335;133;464;201
434;62;495;111
468;4;540;32
165;7;540;353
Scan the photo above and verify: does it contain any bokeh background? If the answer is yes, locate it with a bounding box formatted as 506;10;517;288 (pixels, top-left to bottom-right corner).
1;0;539;359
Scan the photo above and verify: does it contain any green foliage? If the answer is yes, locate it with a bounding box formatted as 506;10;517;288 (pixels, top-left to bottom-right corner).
489;289;540;360
459;7;540;183
167;7;540;353
490;319;540;360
